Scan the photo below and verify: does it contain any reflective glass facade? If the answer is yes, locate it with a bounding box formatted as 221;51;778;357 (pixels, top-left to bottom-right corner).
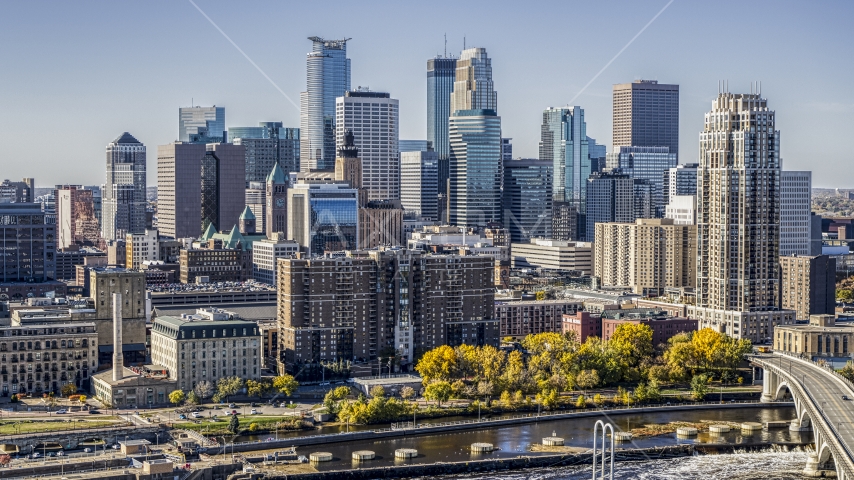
103;133;146;241
288;183;358;256
449;111;502;227
502;159;553;242
605;146;677;217
179;106;225;142
0;203;55;283
427;58;456;160
538;108;590;238
300;37;351;171
400;150;439;220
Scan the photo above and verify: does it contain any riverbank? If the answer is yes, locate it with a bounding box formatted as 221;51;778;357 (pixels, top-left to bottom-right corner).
219;401;795;454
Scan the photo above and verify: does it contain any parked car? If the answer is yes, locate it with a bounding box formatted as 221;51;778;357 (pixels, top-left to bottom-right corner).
178;414;187;420
231;410;237;415
250;402;257;407
31;452;40;458
228;403;236;408
83;448;91;453
47;452;56;457
89;410;100;415
55;409;67;414
57;451;64;456
319;382;330;386
250;409;258;415
191;412;202;418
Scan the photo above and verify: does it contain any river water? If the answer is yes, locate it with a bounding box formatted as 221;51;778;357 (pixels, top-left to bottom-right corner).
287;406;812;478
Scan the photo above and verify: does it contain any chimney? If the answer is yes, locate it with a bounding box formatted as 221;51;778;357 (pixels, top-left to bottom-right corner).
112;292;124;382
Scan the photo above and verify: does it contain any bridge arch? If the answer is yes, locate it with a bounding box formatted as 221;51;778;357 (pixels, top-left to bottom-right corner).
774;380;794;402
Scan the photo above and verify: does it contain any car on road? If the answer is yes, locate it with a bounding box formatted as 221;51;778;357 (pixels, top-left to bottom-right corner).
57;451;64;456
31;452;40;458
112;444;119;450
843;395;850;401
83;448;91;453
250;409;258;414
47;452;56;457
55;409;67;414
319;382;330;386
228;403;236;408
232;410;237;415
250;402;257;407
178;414;187;420
89;410;100;415
191;412;202;418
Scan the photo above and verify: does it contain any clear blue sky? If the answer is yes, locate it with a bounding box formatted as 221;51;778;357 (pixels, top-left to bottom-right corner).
1;0;852;188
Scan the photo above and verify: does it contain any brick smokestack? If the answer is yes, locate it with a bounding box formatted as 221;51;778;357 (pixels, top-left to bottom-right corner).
112;292;123;382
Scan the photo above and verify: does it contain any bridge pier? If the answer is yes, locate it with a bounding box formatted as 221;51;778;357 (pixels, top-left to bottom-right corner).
790;418;812;432
761;369;780;402
803;453;837;478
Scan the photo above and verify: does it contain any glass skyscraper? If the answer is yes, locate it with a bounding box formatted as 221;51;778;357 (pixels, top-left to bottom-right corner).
502;158;553;242
538;107;590;238
300;37;351;172
605;146;677;217
427;57;456;160
448;47;502;228
179;106;226;142
231;122;300;185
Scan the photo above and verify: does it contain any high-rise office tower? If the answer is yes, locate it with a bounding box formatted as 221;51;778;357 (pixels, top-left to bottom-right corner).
103;133;146;241
401;149;439;221
502;138;513;161
779;254;836;320
399;140;430;153
427;56;457;161
179;106;226;142
689;91;794;342
265;163;288;237
231;122;300;185
335;90;400;201
612;80;679;161
588;138;607;173
606;146;677;217
200;143;246;233
503;159;553;242
663;163;698;205
0;203;56;282
585;170;635;244
539;107;590;238
300;37;351;172
157;142;244;239
780;171;812;256
448;47;502;228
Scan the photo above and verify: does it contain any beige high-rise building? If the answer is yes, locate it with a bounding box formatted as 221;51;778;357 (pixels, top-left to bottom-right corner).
780;255;836;321
594;218;696;296
687;91;795;343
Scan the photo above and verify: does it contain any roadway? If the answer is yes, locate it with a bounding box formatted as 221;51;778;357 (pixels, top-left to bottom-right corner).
764;354;854;462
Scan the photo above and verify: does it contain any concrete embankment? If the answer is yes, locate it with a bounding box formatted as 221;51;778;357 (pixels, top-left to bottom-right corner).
263;446;694;480
227;401;793;454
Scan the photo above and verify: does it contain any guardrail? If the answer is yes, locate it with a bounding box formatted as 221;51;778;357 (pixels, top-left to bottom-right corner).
754;354;854;478
227;399;785;447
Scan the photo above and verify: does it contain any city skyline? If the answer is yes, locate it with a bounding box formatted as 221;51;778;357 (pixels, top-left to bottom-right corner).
2;1;852;187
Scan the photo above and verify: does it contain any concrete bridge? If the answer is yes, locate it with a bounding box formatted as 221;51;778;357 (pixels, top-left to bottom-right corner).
752;353;854;478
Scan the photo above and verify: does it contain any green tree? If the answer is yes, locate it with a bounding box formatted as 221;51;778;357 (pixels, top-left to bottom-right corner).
609;323;654;381
169;389;185;406
213;376;244;402
61;383;77;397
272;375;299;396
690;374;711;401
499;390;513;408
228;414;240;434
536;388;559;410
323;386;351;414
186;390;200;405
423;380;453;406
576;394;586;408
838;289;854;302
593;393;603;405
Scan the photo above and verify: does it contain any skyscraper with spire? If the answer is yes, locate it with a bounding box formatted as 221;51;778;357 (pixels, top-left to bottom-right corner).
300;36;351;172
448;47;502;228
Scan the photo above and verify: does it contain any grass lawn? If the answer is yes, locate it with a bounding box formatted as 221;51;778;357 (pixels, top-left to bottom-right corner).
174;415;306;435
0;417;124;435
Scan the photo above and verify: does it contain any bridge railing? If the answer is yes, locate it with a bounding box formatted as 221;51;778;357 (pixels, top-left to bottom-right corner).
755;355;854;477
764;351;854;394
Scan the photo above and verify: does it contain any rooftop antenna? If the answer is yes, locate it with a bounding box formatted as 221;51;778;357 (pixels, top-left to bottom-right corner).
464;35;466;50
759;81;761;96
444;33;447;58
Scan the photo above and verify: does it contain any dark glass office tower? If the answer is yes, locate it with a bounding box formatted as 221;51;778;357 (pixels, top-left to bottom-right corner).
427;57;457;161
